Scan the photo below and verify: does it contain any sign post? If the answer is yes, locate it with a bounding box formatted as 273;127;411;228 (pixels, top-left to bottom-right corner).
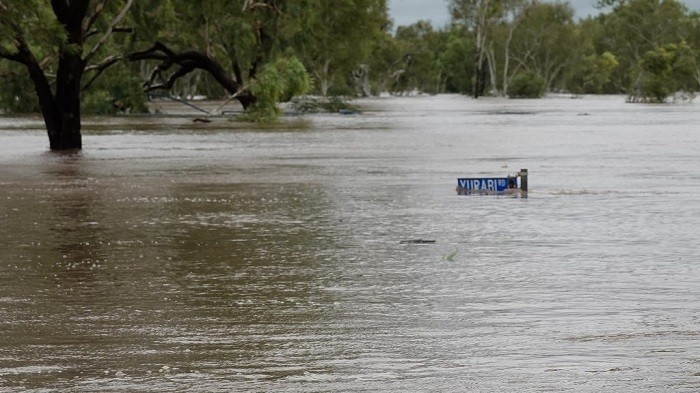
456;169;527;196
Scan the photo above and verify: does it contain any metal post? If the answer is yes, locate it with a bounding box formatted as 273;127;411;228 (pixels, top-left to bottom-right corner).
519;169;528;192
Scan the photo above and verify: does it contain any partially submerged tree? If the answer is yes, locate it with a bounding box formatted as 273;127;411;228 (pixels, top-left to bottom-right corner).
129;41;256;108
449;0;499;98
598;0;693;92
128;0;312;120
0;0;133;150
298;0;388;96
629;41;698;102
508;2;580;92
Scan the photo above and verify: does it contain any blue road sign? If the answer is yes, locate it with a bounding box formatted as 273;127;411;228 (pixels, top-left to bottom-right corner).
457;177;510;192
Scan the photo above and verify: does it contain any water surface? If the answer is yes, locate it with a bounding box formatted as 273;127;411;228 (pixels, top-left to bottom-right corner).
1;95;699;391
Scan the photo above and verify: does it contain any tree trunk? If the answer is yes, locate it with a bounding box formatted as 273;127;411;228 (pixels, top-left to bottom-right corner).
486;42;498;95
474;52;488;98
318;59;332;97
20;39;83;150
50;52;84;150
352;64;371;97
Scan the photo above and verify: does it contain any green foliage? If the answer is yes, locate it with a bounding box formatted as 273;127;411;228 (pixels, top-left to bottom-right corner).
1;0;146;116
508;71;546;98
598;0;693;92
0;66;40;113
507;1;579;93
82;64;149;115
277;57;312;101
4;0;700;126
566;51;620;94
298;0;389;95
629;41;698;103
440;26;474;93
242;56;311;122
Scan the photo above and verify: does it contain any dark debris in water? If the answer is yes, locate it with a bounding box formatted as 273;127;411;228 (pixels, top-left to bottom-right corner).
399;239;436;244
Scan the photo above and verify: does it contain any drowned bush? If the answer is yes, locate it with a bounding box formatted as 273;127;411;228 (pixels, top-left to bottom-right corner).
508;71;546;98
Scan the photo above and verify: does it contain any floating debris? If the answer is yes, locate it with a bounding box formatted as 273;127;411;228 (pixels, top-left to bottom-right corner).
400;239;436;244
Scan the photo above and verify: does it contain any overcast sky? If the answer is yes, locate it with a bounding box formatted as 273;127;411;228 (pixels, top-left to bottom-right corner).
388;0;700;28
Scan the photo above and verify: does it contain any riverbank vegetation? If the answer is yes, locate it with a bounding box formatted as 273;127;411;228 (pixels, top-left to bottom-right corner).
2;0;700;149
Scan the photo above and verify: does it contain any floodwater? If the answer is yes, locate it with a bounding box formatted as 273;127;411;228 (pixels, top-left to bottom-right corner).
1;95;699;392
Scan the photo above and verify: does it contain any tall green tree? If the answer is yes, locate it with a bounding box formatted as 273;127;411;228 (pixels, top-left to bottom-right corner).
0;0;134;150
629;41;698;102
562;17;619;94
449;0;501;97
299;0;388;96
508;1;580;92
598;0;692;91
391;21;442;94
438;25;475;93
485;0;531;95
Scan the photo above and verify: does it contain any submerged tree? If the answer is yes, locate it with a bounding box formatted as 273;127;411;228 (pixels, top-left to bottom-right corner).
0;0;133;150
449;0;497;98
128;0;314;120
628;41;698;102
298;0;388;96
598;0;693;92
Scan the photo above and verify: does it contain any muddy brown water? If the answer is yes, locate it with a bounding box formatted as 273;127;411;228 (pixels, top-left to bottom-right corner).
1;95;699;391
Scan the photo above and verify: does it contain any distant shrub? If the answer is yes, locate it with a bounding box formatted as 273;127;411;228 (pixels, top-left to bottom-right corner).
290;96;358;114
508;71;546;98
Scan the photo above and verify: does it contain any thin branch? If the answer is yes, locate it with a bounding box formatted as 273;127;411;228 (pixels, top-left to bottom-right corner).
209;83;249;115
83;0;108;35
85;26;133;40
82;55;123;91
242;0;280;13
84;0;133;64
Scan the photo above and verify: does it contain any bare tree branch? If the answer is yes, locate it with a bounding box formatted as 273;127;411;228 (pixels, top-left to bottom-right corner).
82;55;123;91
83;0;108;35
85;26;133;40
84;0;133;64
242;0;280;13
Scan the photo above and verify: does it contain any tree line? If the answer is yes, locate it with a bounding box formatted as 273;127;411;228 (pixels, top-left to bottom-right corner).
1;0;700;150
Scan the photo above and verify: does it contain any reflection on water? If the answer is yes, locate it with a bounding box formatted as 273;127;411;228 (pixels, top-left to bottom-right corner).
1;95;699;391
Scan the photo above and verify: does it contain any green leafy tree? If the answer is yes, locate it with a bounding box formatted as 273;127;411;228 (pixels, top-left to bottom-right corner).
0;0;134;150
508;1;580;92
438;25;475;93
391;21;442;94
629;41;697;102
598;0;692;91
449;0;540;97
449;0;502;97
299;0;388;96
566;51;619;94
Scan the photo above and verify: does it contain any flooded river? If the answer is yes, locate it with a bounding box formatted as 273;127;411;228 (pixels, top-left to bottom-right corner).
1;95;699;391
